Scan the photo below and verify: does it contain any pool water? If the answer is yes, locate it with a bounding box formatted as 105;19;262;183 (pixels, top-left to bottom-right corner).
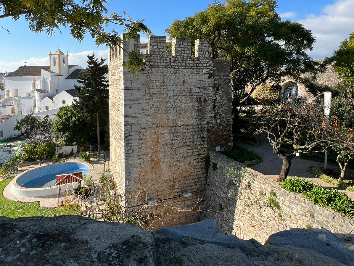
16;162;90;188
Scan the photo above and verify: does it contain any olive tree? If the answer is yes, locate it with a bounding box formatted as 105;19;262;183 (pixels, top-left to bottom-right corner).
254;100;325;181
166;0;317;143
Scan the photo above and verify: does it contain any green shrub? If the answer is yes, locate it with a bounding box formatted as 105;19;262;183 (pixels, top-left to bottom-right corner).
80;151;91;161
22;141;56;162
280;177;354;218
52;154;60;163
222;146;262;166
280;176;314;193
311;167;344;187
268;197;280;210
1;153;23;175
347;186;354;192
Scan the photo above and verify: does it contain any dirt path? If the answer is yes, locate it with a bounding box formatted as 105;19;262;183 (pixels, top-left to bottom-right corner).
236;135;354;200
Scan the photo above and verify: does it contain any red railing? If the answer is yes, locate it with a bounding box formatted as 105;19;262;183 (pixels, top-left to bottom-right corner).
55;171;83;186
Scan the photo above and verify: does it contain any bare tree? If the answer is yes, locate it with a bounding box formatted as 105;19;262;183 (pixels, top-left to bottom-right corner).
254;99;325;181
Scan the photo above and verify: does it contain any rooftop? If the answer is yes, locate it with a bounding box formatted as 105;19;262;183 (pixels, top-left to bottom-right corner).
64;89;77;97
6;65;80;77
67;69;85;79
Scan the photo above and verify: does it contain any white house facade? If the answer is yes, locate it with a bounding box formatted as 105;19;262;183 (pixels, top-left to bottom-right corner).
1;49;85;117
38;89;78;112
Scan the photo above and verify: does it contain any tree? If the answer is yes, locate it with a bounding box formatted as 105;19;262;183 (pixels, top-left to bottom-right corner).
52;105;95;146
14;114;53;143
14;114;39;137
326;122;354;181
326;96;354;180
253;100;325;181
52;55;108;148
14;114;57;162
0;0;149;46
166;0;317;143
74;54;109;151
332;32;354;91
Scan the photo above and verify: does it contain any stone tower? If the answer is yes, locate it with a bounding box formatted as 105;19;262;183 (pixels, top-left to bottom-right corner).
109;35;232;228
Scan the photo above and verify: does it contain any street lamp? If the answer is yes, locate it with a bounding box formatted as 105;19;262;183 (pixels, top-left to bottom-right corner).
323;91;332;169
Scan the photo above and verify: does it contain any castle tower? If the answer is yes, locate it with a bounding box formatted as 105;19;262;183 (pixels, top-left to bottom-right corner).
49;49;69;78
109;35;232;229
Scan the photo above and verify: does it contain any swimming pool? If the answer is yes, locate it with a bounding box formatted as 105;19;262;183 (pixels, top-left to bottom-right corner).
11;162;92;198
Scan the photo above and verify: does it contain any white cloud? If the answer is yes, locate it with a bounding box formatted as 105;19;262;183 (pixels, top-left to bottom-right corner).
140;35;149;44
298;0;354;59
68;50;108;68
280;11;297;19
0;50;108;73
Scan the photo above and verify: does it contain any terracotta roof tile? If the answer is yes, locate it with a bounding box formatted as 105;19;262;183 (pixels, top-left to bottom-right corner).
6;66;50;77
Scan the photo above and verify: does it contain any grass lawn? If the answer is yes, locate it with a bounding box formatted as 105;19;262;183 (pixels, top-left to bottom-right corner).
0;179;80;218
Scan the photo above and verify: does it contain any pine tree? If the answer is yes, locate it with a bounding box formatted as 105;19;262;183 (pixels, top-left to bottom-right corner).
74;54;109;152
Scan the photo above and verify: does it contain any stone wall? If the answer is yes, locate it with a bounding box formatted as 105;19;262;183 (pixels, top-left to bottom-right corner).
315;60;341;87
109;35;232;228
204;151;354;244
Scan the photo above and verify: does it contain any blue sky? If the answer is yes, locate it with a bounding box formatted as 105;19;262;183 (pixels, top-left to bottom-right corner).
1;0;354;72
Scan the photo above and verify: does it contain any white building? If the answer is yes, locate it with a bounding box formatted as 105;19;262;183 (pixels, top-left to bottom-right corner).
0;50;85;141
0;73;5;84
1;49;84;116
0;73;5;99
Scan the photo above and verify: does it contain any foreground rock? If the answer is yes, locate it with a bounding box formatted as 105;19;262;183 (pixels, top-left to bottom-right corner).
0;216;352;265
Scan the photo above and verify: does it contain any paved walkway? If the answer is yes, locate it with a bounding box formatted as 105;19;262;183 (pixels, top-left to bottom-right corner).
236;135;354;199
2;154;110;208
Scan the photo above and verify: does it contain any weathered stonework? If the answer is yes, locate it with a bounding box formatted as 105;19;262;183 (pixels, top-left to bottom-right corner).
204;151;354;244
109;35;232;228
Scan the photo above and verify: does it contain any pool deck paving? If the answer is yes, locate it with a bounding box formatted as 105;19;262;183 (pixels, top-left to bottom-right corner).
2;155;109;208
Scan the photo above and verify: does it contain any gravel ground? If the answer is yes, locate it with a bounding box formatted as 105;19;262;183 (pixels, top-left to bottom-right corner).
236;135;354;200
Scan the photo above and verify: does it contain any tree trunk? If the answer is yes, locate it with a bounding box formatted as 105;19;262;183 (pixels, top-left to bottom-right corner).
277;153;292;182
97;113;100;155
232;98;240;148
338;160;348;181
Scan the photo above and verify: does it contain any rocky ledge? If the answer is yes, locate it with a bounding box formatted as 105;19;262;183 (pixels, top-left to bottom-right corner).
0;216;353;265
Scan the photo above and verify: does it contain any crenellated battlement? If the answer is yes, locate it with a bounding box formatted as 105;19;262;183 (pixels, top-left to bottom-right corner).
109;34;211;62
148;36;167;55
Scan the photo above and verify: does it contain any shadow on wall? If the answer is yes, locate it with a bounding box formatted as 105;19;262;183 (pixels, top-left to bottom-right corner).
203;151;354;246
201;154;239;234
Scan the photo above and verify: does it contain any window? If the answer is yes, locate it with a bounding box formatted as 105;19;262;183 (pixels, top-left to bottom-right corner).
45;106;49;111
0;130;3;137
11;107;15;114
62;100;66;105
53;57;56;66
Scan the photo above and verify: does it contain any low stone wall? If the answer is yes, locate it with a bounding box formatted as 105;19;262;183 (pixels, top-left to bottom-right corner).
203;151;354;244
